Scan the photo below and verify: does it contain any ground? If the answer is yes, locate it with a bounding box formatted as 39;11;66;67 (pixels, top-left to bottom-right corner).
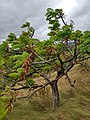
5;62;90;120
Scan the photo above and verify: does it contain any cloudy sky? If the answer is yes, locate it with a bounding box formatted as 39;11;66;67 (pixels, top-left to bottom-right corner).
0;0;90;43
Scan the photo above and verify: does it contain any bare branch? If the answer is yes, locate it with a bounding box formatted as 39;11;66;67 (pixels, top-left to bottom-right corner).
78;56;90;62
61;16;67;26
61;42;73;56
17;81;52;99
31;57;57;65
12;85;43;91
31;49;44;61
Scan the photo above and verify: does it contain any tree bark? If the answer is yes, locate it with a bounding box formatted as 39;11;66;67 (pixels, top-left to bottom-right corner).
51;81;60;108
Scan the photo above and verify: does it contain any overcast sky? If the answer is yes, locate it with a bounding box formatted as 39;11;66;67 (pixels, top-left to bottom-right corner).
0;0;90;43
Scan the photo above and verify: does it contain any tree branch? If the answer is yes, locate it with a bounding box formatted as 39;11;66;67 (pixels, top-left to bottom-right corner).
31;66;50;82
12;85;43;91
31;57;57;65
31;49;44;61
65;73;76;87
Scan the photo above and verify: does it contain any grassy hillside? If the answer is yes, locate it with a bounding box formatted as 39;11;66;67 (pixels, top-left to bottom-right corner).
5;62;90;120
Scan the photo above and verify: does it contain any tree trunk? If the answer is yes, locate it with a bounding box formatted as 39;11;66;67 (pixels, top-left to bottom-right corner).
51;81;60;108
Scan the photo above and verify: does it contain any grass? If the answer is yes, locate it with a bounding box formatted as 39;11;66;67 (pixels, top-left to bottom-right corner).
5;63;90;120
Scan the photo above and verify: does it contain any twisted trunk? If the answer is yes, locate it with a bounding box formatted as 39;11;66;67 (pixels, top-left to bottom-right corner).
51;81;60;108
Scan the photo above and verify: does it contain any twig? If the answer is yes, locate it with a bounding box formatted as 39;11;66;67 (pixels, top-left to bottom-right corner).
12;85;43;91
31;57;57;65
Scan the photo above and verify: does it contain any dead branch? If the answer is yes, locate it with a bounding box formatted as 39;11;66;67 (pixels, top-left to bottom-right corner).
65;74;76;87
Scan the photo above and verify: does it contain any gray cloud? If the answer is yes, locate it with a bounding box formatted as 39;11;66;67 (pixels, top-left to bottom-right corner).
0;0;90;43
70;0;90;30
0;0;62;41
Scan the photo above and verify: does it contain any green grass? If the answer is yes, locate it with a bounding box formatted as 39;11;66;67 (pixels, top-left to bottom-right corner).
5;63;90;120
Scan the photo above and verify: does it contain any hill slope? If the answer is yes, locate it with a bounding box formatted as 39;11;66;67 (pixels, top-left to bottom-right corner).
6;63;90;120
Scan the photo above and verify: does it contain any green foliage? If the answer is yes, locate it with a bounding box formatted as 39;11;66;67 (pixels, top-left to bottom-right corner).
17;68;24;74
55;43;64;51
14;60;23;69
79;37;90;53
46;8;64;22
25;78;35;86
6;33;16;43
43;39;54;47
11;44;21;50
8;72;19;80
45;7;74;48
21;22;30;28
0;97;10;120
45;8;62;36
21;22;35;39
0;58;5;67
28;38;39;45
22;52;29;59
13;55;21;61
19;36;30;44
61;25;73;37
76;31;90;54
12;52;29;69
42;65;51;72
36;48;46;57
0;41;9;55
0;108;8;120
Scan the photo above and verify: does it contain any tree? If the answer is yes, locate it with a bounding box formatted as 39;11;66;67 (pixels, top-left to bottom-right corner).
0;8;90;116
